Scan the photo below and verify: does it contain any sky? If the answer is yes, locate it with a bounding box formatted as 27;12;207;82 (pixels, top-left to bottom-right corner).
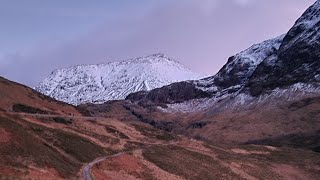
0;0;316;87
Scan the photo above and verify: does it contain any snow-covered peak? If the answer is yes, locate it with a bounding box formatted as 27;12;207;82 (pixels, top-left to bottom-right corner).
226;35;285;70
194;35;285;93
36;54;204;105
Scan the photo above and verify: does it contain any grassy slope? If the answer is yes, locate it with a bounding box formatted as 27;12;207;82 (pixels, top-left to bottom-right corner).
0;114;109;178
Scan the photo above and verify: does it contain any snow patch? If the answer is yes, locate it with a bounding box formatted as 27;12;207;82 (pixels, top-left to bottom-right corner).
160;82;320;113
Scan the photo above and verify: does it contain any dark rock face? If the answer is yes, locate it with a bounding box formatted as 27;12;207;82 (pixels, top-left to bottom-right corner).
247;1;320;96
126;81;212;106
214;56;252;88
126;91;149;102
187;121;209;129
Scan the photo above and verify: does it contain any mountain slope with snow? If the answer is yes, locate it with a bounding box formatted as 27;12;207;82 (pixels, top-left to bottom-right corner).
127;35;285;106
36;54;204;105
194;34;285;93
247;0;320;96
127;1;320;109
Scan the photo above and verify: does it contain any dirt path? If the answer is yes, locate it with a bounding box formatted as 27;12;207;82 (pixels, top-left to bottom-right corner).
81;142;177;180
82;153;123;180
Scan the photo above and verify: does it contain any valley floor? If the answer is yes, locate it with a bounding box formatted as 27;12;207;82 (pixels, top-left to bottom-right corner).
1;111;319;180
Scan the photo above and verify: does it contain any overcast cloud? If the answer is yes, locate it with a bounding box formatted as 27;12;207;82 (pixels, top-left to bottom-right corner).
0;0;316;86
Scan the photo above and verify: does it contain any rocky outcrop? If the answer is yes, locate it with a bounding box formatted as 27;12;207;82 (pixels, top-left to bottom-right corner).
126;81;211;107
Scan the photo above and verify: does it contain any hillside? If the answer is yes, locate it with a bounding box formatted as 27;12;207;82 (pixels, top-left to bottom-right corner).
0;76;80;116
1;76;319;179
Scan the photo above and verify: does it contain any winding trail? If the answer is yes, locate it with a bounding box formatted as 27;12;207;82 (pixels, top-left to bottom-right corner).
82;153;124;180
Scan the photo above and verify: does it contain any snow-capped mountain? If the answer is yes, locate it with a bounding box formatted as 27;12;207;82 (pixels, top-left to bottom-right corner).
35;54;204;105
127;1;320;109
127;35;285;106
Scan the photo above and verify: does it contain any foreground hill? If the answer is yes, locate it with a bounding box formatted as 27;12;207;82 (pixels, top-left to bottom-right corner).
0;76;80;116
1;77;320;179
36;54;203;105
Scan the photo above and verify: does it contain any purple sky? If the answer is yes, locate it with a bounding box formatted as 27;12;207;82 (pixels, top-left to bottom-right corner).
0;0;316;87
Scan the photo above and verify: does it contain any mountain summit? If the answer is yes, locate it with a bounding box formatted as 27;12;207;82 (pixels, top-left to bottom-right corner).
36;54;204;105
